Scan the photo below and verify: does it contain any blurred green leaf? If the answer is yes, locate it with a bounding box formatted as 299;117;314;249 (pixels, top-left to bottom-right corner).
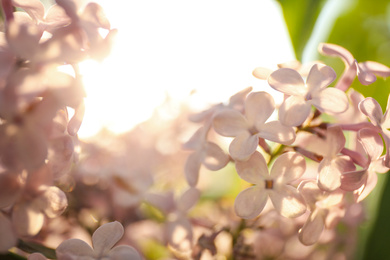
321;0;390;108
0;252;26;260
276;0;328;60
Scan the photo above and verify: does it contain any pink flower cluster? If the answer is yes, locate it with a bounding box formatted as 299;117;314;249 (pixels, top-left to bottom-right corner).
1;0;390;259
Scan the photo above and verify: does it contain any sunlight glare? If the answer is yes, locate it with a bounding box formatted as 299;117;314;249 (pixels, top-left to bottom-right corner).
77;0;295;139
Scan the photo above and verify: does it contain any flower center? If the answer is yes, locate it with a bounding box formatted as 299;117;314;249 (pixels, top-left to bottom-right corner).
265;180;273;189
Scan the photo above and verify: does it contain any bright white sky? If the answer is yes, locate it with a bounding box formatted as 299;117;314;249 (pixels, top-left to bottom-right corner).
77;0;295;138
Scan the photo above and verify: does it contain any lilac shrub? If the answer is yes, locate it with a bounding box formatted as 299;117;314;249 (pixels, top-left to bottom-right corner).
1;0;390;259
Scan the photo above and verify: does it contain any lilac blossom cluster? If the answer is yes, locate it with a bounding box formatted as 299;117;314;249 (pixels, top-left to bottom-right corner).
1;0;390;259
0;0;140;259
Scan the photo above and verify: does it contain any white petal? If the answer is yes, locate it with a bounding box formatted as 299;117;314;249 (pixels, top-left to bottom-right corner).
318;43;354;65
202;142;229;171
12;201;44;236
108;245;142;260
306;64;337;93
234;186;267;219
0;212;17;252
92;221;124;255
269;185;306;218
358;97;383;126
229;131;259;161
252;67;273;80
184;152;202;187
359;61;390;77
56;239;95;259
268;68;307;96
358;128;383;160
258;121;296;145
177;187;200;213
310;88;349;114
235;151;269;184
212;109;248;137
318;158;350;192
279;96;311;126
298;209;325;245
245;91;275;126
325;126;345;157
270;152;306;183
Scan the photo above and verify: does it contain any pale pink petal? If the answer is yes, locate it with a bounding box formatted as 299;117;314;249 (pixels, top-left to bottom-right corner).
67;100;85;136
318;157;355;192
278;60;302;70
334;60;358;91
252;67;273;80
212;109;248;137
177;187;200;213
182;127;205;150
358;97;383;126
184;152;201;187
359;61;390;77
356;171;378;202
235;151;269;184
306;64;337;93
270;152;306;183
92;221;124;255
268;68;307;96
269;185;306;218
340;169;367;191
228;86;253;109
382;130;390;168
166;217;193;250
310;88;349;114
358;128;383;160
12;201;44;236
0;212;17;252
298;209;325;246
81;2;111;30
6;21;40;60
234;186;267;219
298;180;323;210
202;142;229;171
245;91;275;126
33;186;68;218
56;239;95;259
0;172;23;208
43;4;71;32
12;0;45;22
278;96;311;126
357;64;376;85
382;95;390;129
318;43;355;65
318;158;342;192
229;131;259;161
108;245;141;260
325;126;345;157
257;121;296;145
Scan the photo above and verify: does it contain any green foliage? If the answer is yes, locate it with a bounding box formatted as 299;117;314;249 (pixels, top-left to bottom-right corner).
276;0;328;60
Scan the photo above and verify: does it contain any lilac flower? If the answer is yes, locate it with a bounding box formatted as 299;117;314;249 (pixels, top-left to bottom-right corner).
317;126;356;191
298;180;345;245
56;221;141;260
358;96;390;167
183;126;229;186
319;43;390;91
234;151;306;219
213;91;296;161
268;63;349;126
341;128;389;202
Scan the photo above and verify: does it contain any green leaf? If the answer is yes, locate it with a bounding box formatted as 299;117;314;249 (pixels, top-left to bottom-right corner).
17;240;56;259
277;0;327;60
0;252;26;260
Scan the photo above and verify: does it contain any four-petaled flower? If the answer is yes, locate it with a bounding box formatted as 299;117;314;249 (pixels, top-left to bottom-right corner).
268;63;349;126
234;151;307;219
213;91;296;161
56;221;141;260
